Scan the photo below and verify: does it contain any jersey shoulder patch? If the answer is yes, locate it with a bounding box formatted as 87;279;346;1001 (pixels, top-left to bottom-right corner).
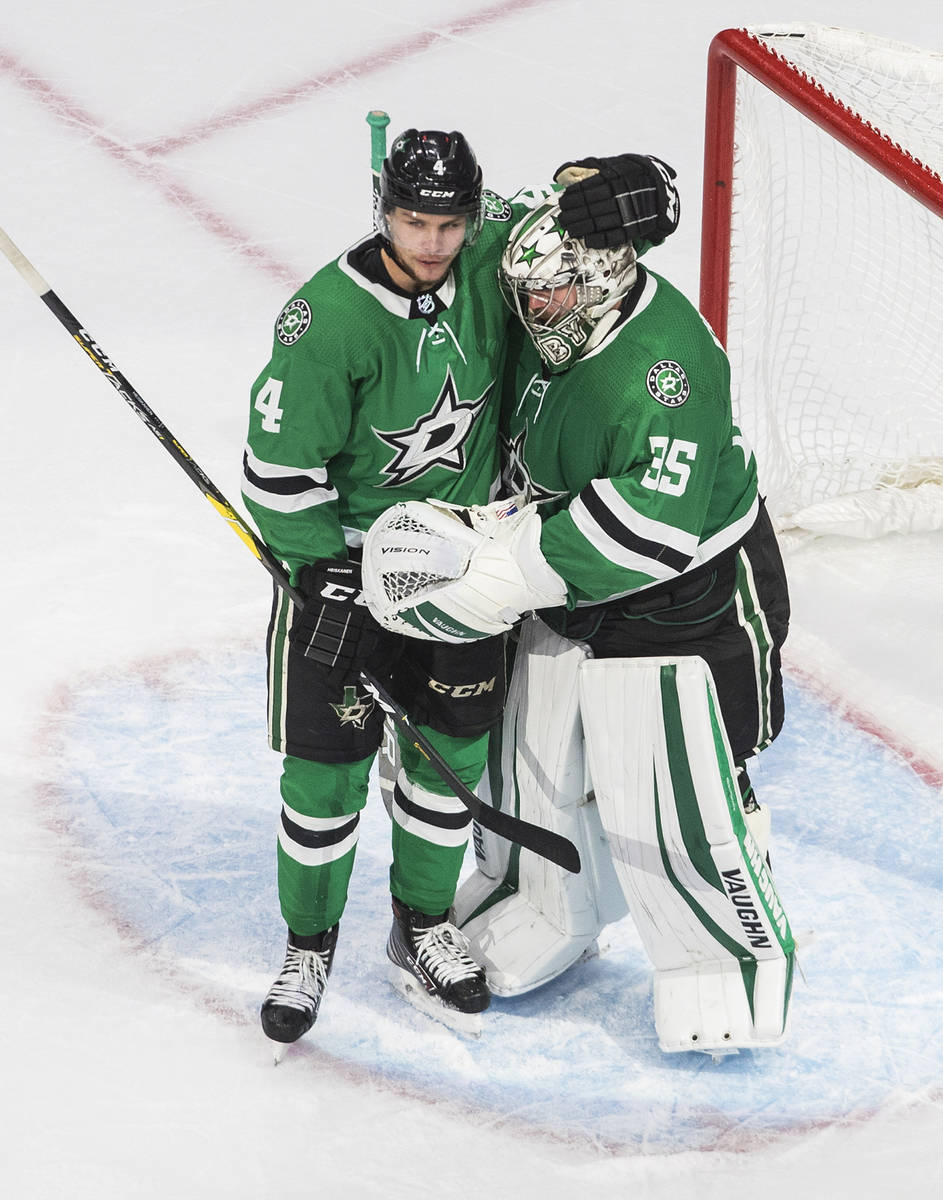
482;189;513;222
275;297;312;346
646;359;690;407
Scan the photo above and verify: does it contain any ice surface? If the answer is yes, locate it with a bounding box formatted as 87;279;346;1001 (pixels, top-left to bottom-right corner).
2;2;942;1197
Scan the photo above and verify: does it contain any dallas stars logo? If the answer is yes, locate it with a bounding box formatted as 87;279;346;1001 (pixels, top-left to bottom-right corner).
275;298;312;346
373;366;493;487
501;426;566;506
646;359;690;407
330;686;374;730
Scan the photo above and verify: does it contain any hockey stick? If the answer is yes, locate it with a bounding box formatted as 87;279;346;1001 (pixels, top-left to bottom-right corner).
0;226;295;603
0;224;581;874
360;673;579;873
367;109;390;207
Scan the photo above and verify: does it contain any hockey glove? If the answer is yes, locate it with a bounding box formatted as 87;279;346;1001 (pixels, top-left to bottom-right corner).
291;558;382;678
555;154;680;248
361;499;567;642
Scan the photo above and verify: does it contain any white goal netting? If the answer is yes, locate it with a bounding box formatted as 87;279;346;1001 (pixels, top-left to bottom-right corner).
720;25;943;537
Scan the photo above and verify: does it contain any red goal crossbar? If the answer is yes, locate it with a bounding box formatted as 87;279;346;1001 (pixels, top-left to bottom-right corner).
698;27;943;346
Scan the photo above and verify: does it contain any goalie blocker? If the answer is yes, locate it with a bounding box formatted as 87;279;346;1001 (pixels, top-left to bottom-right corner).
454;619;795;1054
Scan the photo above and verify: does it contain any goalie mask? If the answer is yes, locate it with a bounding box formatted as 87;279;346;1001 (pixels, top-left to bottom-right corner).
377;129;484;249
500;199;637;372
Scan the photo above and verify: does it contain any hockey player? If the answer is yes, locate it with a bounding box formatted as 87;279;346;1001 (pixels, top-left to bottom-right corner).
242;131;680;1046
494;196;789;737
362;197;794;1052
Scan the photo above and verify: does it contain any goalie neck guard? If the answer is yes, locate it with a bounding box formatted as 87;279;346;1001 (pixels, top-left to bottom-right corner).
499;199;637;372
377;128;484;248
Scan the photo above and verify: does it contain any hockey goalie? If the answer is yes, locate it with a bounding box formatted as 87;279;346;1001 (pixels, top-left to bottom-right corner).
361;197;795;1054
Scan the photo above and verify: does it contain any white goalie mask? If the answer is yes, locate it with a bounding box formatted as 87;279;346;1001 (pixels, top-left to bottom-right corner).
499;199;637;372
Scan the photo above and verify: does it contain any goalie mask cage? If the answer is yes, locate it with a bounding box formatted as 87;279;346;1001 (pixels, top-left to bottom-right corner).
700;25;943;537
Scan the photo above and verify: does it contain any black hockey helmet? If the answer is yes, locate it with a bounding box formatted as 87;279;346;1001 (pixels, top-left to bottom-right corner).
378;129;484;245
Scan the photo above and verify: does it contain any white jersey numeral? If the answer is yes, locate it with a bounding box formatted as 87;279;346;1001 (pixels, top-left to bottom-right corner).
255;377;285;433
642;437;698;496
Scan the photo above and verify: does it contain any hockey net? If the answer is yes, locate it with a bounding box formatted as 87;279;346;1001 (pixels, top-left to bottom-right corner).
700;25;943;538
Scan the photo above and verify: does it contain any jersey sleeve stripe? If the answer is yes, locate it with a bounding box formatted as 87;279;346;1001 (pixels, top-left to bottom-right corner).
242;448;338;513
571;482;694;576
592;479;701;558
694;496;759;566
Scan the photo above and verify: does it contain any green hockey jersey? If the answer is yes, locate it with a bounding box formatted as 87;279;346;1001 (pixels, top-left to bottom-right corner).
242;190;542;583
501;267;760;607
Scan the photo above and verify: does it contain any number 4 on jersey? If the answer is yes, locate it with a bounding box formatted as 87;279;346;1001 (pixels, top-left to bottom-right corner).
255;377;285;433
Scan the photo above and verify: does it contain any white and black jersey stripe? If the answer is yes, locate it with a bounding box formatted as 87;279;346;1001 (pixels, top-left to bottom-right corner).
242;446;338;514
277;803;360;868
571;480;760;597
570;478;699;581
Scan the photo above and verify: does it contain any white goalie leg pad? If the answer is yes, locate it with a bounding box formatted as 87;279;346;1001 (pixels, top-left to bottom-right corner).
578;655;795;1054
453;618;627;996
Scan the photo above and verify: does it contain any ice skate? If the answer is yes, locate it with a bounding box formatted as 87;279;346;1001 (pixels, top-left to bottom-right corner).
387;897;490;1037
261;924;338;1057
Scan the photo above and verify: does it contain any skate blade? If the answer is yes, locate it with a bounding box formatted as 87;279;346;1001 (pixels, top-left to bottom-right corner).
265;1037;293;1065
263;1036;290;1065
388;963;484;1038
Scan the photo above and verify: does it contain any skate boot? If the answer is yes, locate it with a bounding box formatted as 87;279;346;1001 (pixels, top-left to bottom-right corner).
386;897;490;1036
261;924;338;1051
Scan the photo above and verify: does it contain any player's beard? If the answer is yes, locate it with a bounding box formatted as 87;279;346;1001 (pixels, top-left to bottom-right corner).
386;242;454;293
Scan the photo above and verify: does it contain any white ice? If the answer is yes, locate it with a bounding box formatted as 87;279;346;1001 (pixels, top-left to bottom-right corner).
2;2;942;1197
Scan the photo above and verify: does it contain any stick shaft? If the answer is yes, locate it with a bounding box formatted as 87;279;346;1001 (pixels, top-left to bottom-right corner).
0;224;304;607
363;674;581;873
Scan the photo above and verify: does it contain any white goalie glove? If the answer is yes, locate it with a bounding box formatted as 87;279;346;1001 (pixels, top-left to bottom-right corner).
361;497;567;642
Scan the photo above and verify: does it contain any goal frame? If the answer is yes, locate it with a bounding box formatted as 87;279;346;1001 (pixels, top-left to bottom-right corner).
699;26;943;349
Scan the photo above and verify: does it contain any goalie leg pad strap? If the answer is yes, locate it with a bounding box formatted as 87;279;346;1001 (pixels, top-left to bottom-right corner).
453;618;627;996
578;655;795;1052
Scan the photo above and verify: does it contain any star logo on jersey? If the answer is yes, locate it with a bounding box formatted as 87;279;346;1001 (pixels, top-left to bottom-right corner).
500;427;566;506
646;359;690;406
373;366;494;487
482;190;512;222
330;686;375;730
276;299;312;346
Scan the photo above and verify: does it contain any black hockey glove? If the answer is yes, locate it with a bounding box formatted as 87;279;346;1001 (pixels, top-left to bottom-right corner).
555;154;680;249
291;559;382;679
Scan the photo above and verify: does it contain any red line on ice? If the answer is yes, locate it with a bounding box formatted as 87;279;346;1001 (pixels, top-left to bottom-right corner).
0;0;547;284
0;49;299;286
138;0;548;156
786;663;943;790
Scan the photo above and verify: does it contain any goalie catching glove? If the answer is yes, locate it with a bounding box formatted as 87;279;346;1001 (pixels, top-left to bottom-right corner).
361;498;567;642
555;153;679;248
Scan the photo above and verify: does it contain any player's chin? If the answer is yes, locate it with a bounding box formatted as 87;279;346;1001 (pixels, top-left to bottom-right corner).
415;265;448;285
415;256;456;282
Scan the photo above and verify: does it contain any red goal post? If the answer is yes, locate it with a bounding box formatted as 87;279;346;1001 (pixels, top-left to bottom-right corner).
699;26;943;538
